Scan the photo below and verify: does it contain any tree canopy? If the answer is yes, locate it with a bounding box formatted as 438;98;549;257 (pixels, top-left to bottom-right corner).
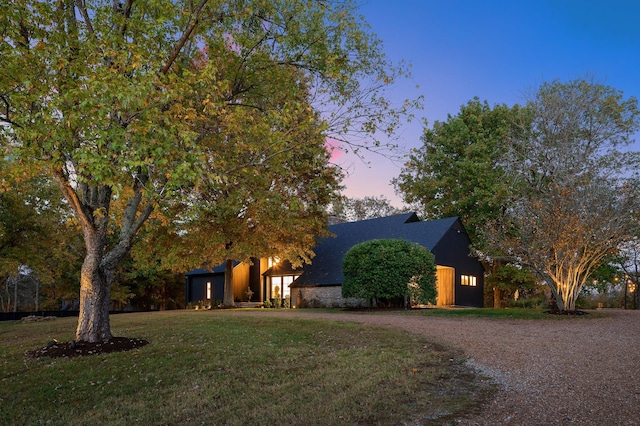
495;79;640;311
0;0;416;340
394;98;523;246
0;165;83;312
395;79;640;312
329;195;405;222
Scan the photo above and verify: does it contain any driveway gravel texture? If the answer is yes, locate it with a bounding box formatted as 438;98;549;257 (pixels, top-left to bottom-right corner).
238;309;640;425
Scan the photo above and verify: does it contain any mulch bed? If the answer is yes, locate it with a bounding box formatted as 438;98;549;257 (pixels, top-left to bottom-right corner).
25;337;150;359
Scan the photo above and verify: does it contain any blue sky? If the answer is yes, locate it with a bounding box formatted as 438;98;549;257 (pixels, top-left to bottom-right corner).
338;0;640;205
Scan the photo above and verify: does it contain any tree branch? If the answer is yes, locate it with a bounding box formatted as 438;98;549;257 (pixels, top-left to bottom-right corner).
0;95;22;128
52;167;95;232
75;0;96;39
160;0;209;75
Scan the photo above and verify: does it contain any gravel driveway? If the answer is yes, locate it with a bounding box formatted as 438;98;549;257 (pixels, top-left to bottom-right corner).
238;309;640;425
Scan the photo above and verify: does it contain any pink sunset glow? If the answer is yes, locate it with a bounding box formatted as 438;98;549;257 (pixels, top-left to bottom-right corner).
325;138;344;162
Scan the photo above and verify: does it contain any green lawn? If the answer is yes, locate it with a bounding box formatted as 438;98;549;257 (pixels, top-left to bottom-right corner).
0;311;493;425
336;307;605;320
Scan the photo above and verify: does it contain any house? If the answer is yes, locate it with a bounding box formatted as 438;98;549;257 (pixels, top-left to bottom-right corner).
290;213;485;308
185;212;484;308
185;258;301;306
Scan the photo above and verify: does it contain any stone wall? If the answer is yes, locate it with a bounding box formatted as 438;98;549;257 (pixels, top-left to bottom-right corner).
292;285;366;308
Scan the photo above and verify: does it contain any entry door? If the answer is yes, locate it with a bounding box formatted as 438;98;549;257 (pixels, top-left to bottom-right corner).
436;266;455;306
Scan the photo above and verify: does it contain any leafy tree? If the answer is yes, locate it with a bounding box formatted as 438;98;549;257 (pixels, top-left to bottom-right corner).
484;264;537;303
342;239;436;307
496;79;640;312
613;238;640;309
394;98;523;245
393;99;527;306
134;92;340;306
329;195;406;222
0;170;83;312
1;1;415;340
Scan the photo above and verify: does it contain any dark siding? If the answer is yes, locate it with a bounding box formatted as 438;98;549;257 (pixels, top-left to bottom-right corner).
186;274;224;304
431;222;484;307
249;258;262;301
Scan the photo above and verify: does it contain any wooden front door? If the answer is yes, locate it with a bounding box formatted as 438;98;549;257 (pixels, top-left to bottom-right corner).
436;266;455;306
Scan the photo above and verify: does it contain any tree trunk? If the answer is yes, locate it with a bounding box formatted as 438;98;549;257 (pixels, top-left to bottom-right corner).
223;258;235;307
13;276;17;313
75;229;113;343
54;172;153;343
75;263;113;342
493;286;501;308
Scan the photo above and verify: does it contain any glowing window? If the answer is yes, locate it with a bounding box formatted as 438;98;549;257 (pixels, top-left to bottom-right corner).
206;281;212;299
270;276;292;298
461;275;477;286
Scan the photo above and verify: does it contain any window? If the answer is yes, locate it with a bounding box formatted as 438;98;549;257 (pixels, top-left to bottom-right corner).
206;281;212;299
270;276;293;298
461;275;477;287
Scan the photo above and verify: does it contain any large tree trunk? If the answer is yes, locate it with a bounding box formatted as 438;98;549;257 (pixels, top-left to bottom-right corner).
55;173;153;343
73;199;115;342
223;258;235;307
76;263;113;342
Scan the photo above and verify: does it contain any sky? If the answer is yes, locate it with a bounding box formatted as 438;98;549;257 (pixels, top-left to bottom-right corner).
337;0;640;206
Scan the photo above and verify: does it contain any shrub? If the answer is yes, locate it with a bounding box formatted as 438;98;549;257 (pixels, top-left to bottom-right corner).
342;239;437;307
508;297;546;309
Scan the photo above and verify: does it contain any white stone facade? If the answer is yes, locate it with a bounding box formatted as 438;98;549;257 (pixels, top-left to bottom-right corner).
291;285;366;308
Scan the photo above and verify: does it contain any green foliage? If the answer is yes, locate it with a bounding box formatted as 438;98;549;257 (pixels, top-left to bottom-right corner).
507;297;547;309
0;169;83;311
329;195;406;222
486;264;537;293
0;1;417;338
394;98;523;247
342;239;436;306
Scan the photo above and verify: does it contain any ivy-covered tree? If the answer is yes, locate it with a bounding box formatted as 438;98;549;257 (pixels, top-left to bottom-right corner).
1;1;416;341
342;239;436;307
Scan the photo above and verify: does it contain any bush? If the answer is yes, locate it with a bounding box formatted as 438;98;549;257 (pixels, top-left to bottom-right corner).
508;297;546;309
342;239;437;307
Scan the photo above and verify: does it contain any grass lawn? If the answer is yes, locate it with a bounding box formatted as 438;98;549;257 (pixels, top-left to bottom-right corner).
0;311;493;425
343;307;606;320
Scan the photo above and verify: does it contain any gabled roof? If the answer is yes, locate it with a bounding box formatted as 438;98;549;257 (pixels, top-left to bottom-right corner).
185;261;240;276
262;260;301;277
293;212;461;286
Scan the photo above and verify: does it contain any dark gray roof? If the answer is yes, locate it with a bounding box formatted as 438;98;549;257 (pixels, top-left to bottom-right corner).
185;262;239;276
293;212;460;287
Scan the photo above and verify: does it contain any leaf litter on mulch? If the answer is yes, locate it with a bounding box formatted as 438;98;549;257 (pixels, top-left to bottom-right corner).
25;337;150;359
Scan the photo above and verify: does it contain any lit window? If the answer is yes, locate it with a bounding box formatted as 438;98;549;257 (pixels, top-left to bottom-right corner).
271;276;292;298
461;275;477;286
206;281;212;299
